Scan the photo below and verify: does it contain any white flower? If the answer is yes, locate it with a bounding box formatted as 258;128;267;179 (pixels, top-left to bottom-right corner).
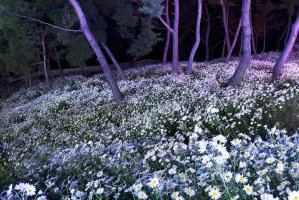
239;161;247;168
137;191;148;200
96;188;104;195
275;162;284;174
221;171;233;183
15;183;26;191
133;183;143;192
147;177;160;188
171;191;180;199
235;174;248;183
243;185;253;195
184;187;195;197
208;187;222;200
288;191;299;200
266;157;275;164
260;193;279;200
231;139;242;147
24;183;36;196
7;184;12;196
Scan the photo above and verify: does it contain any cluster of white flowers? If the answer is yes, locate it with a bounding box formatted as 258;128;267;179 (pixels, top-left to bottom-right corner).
1;52;299;199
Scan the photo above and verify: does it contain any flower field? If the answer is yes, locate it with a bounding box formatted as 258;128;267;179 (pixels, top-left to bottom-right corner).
0;52;299;199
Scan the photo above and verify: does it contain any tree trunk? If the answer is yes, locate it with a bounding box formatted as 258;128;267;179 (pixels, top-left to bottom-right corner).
172;0;180;75
226;0;252;87
273;13;299;79
68;0;123;106
102;43;125;80
41;34;51;88
187;0;202;75
226;18;242;63
250;12;257;56
220;0;231;52
54;46;64;78
205;2;210;61
162;0;171;65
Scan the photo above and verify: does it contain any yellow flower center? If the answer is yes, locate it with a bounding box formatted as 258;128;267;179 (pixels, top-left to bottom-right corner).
212;191;217;196
294;196;298;200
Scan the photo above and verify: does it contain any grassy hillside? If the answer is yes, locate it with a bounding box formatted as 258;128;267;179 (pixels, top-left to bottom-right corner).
0;52;299;199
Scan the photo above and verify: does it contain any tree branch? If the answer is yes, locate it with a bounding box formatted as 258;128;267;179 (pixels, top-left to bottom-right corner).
13;13;82;33
159;17;173;33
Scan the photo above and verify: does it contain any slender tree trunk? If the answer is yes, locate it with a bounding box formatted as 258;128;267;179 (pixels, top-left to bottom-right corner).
273;13;299;79
226;18;242;63
54;46;64;78
69;0;123;106
205;2;210;61
41;34;50;88
163;0;171;65
187;0;202;75
250;12;257;56
102;43;125;80
226;0;252;86
172;0;180;75
220;0;231;52
262;11;266;53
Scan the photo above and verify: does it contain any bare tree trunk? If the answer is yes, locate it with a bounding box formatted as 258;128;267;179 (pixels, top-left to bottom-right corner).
187;0;202;75
101;43;125;80
205;2;210;61
222;36;227;58
54;46;64;78
172;0;180;75
250;12;257;56
220;0;231;52
163;0;171;65
69;0;123;106
226;18;242;63
273;13;299;79
225;0;251;86
41;34;51;88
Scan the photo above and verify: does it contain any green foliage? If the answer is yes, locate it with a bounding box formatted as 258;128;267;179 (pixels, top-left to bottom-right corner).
138;0;164;18
128;24;162;59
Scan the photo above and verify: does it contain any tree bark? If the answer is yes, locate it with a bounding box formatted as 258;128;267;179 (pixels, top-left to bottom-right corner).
205;2;210;61
187;0;202;75
220;0;231;52
172;0;180;75
42;34;51;88
273;13;299;79
101;43;125;80
226;0;252;87
68;0;124;106
226;18;242;63
162;0;171;65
